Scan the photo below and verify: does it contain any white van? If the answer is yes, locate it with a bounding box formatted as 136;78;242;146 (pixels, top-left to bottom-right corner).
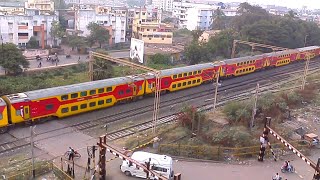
120;151;174;179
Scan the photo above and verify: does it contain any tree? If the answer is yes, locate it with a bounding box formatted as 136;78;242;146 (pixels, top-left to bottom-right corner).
53;0;66;9
87;22;110;48
0;43;29;75
92;49;114;80
285;10;298;19
26;36;39;49
191;30;204;41
149;53;171;65
50;21;65;47
67;34;86;51
211;7;226;30
184;41;208;65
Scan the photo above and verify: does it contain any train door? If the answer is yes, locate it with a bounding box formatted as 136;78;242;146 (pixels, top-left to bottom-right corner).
23;106;30;119
263;58;270;67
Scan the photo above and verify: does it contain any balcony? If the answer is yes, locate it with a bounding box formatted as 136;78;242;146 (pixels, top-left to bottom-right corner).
33;26;43;32
18;26;28;30
18;36;29;40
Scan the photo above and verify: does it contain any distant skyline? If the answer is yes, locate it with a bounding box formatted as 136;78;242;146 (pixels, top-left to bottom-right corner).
221;0;320;9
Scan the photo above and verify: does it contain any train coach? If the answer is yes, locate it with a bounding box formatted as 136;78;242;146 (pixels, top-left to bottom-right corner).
1;76;146;126
0;98;8;129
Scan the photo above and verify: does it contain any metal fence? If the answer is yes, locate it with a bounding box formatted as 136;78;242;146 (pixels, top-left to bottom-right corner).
158;141;309;161
2;160;73;180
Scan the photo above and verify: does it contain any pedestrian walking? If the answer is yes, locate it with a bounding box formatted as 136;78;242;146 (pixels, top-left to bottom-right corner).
38;61;42;68
55;60;58;66
78;56;81;63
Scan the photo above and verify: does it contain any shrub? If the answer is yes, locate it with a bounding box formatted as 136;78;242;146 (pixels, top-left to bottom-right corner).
223;101;251;124
211;126;255;147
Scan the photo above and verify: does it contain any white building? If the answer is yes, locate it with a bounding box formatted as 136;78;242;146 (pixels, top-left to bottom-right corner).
172;1;218;30
0;10;58;48
77;6;127;44
152;0;173;12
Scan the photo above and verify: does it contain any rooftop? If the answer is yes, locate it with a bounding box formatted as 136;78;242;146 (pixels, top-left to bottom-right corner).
144;44;184;55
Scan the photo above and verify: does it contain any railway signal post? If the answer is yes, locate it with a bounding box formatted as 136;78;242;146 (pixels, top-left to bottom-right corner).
301;52;311;90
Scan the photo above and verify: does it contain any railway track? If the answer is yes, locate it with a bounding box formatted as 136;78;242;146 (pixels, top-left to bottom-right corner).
0;58;320;155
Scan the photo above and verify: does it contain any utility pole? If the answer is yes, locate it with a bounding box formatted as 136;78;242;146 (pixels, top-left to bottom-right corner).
304;34;308;47
250;83;259;130
213;71;220;110
301;53;310;90
89;51;94;81
30;126;36;178
197;112;201;137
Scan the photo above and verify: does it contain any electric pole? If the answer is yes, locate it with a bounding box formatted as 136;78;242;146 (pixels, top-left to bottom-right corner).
89;51;94;81
213;71;220;110
250;83;259;130
30;126;36;178
301;53;310;90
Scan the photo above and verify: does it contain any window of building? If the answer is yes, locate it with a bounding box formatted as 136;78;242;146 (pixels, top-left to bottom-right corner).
149;38;152;40
106;87;112;92
167;35;172;38
89;102;96;107
106;98;112;103
153;29;156;31
71;93;78;99
98;88;104;94
46;104;54;110
162;38;165;40
80;104;87;109
147;29;150;31
90;90;96;95
142;12;146;15
71;106;78;111
61;95;68;100
98;100;104;105
81;91;87;97
61;108;69;113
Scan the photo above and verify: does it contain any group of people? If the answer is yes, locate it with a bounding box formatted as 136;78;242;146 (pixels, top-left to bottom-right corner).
272;161;293;180
36;53;59;68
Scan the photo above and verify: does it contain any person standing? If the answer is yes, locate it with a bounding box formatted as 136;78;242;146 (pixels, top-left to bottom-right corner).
38;61;42;68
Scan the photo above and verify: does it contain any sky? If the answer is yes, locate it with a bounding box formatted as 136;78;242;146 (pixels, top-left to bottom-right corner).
221;0;320;9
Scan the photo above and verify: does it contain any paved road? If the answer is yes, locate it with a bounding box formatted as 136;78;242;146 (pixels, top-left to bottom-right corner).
0;50;129;75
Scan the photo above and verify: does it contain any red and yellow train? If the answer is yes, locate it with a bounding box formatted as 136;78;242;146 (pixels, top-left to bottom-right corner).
0;46;320;131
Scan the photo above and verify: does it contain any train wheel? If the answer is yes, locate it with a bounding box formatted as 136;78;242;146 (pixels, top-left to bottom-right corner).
0;126;8;134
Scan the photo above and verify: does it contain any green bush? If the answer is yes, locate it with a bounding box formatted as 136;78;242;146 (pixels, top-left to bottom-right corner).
223;101;251;124
212;126;255;147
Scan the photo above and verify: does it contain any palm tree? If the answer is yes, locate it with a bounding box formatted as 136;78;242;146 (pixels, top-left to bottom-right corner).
211;7;226;30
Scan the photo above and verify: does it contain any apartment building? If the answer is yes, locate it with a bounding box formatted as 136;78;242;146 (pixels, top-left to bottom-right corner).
152;0;173;12
77;6;127;45
172;1;218;30
132;7;173;44
0;10;58;48
25;0;54;14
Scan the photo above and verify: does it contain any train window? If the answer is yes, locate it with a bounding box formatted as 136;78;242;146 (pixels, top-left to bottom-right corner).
173;75;177;79
183;73;187;77
126;89;131;94
89;102;96;107
197;79;200;83
0;113;2;120
98;100;104;105
16;110;21;116
240;62;243;66
188;81;191;85
80;104;87;109
183;82;186;86
172;84;176;88
240;70;242;73
106;98;112;103
164;81;169;86
119;90;124;95
61;108;69;113
90;90;96;95
46;104;54;110
61;95;68;100
177;83;181;87
192;80;196;84
71;106;78;111
71;93;78;99
81;91;87;97
178;74;182;78
106;87;112;92
188;72;192;76
198;70;201;74
98;88;104;94
193;71;197;75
